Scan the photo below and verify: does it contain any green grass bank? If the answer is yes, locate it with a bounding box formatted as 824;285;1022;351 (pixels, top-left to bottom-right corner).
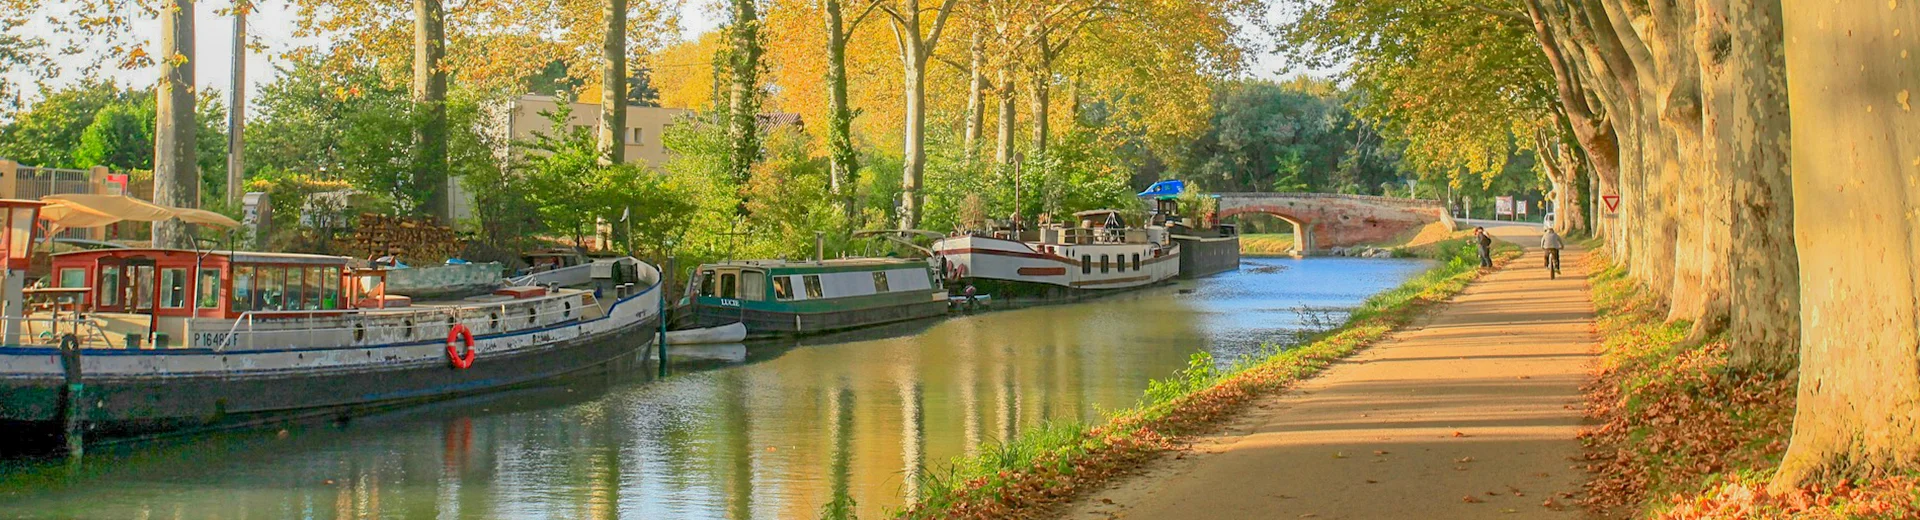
1240;233;1295;256
883;238;1521;520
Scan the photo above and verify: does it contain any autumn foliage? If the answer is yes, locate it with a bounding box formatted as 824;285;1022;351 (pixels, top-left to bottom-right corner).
1578;252;1919;518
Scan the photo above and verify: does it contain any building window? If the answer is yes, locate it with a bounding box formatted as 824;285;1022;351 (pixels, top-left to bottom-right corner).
773;276;794;300
803;275;824;299
198;268;222;310
160;268;187;309
873;271;891;292
630;127;644;145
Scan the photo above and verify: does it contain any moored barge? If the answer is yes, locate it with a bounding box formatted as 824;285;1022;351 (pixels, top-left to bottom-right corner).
675;258;949;337
0;247;663;450
932;209;1181;304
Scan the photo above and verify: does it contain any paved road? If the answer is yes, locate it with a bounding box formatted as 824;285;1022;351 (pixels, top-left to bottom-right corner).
1058;228;1594;519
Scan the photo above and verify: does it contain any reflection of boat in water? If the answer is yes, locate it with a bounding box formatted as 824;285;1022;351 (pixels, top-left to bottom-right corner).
933;209;1181;304
667;343;748;363
0;240;663;450
674;257;949;338
665;322;747;344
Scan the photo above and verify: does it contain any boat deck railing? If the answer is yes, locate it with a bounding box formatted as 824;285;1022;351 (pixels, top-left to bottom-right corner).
208;292;598;352
0;315;123;349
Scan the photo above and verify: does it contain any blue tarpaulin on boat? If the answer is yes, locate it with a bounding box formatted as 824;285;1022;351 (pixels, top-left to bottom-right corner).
1138;180;1185;198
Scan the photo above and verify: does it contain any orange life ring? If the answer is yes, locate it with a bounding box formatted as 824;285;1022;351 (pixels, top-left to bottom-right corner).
446;323;476;370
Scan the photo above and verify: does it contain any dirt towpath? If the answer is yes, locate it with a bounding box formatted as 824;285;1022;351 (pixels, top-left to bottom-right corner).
1058;231;1595;519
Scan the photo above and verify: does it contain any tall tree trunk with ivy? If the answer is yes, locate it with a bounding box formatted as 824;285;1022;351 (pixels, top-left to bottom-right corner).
824;0;860;226
599;0;628;164
727;0;763;188
413;0;450;222
154;0;200;248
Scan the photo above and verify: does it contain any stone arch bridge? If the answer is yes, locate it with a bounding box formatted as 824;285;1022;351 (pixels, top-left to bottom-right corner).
1214;193;1454;254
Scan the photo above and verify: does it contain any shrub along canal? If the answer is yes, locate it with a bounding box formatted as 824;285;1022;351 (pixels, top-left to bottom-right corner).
0;256;1431;519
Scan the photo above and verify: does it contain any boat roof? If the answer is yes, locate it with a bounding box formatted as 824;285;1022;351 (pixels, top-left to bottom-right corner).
50;248;354;265
699;257;926;270
1073;209;1128;218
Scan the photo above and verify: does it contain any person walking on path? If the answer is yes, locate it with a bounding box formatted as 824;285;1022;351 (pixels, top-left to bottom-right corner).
1474;227;1493;269
1541;227;1565;274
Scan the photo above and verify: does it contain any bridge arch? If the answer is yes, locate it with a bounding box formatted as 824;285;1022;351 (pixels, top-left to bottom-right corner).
1216;208;1317;254
1213;193;1451;254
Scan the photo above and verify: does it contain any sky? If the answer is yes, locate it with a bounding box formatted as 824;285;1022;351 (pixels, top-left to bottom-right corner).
7;0;1323;114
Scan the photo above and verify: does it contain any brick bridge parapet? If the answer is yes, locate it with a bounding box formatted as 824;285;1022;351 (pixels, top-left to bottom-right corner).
1214;192;1453;253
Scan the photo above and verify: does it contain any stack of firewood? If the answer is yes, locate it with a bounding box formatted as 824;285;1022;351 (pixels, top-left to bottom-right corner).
352;214;464;263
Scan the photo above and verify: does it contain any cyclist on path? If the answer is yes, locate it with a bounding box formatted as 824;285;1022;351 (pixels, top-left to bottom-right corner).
1541;227;1565;274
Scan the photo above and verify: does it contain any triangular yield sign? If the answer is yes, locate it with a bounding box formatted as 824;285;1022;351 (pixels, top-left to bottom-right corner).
1603;195;1621;212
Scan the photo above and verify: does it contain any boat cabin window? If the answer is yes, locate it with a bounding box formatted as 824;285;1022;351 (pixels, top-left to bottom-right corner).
160;268;188;308
232;265;255;312
719;272;738;299
1082;255;1091;274
1101;255;1110;273
739;271;766;302
131;265;154;311
99;265;121;307
322;267;340;309
260;267;285;310
198;268;221;309
873;271;891;292
803;275;824;299
698;270;717;297
303;267;324;310
57;268;84;289
773;276;795;301
1133;254;1141;271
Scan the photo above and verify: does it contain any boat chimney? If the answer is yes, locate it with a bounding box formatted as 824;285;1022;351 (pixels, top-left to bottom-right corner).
814;231;825;263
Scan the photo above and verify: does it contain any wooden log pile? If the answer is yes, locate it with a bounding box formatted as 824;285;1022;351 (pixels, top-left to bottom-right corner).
352;214;465;263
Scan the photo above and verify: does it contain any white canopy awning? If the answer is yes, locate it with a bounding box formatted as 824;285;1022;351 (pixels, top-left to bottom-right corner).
39;194;241;235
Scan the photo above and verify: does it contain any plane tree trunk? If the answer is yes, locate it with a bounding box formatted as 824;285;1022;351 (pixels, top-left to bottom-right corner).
1771;0;1920;488
154;0;199;248
1724;0;1797;372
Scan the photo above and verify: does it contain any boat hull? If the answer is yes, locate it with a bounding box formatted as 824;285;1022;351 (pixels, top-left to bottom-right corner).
0;315;659;452
682;300;948;337
933;234;1180;305
1174;233;1241;279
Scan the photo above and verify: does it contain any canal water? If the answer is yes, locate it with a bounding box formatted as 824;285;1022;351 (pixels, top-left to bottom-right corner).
0;257;1431;519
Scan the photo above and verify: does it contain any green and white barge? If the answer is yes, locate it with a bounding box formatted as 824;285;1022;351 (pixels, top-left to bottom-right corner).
676;258;949;337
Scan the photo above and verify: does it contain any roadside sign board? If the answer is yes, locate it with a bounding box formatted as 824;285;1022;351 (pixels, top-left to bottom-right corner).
1517;200;1529;215
1496;196;1515;217
1603;195;1621;212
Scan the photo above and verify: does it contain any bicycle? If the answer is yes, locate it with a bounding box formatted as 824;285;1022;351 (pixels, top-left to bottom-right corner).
1545;248;1562;279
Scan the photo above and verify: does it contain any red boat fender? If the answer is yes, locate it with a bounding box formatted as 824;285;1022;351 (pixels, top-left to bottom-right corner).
446;324;476;370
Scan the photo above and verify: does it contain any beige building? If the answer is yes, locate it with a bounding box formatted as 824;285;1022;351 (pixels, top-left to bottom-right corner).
453;94;693;225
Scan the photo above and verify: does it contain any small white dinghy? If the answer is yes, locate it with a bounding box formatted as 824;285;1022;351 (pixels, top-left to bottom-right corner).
665;322;749;344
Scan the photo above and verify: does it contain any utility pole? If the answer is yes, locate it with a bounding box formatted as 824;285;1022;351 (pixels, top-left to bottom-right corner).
227;0;247;206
